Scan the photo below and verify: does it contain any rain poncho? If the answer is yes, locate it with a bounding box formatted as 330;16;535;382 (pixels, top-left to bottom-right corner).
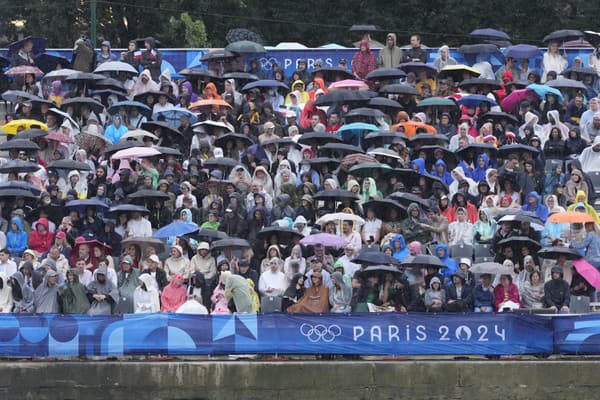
86;267;119;315
435;243;458;281
390;234;409;262
11;271;33;312
161;273;187;312
411;157;427;175
0;272;12;313
58;269;91;314
352;39;377;79
223;271;254;313
361;177;380;203
433;159;453;186
471;153;490;183
521;191;549;223
134;273;161;313
566;190;600;224
329;271;352;310
7;217;28;256
33;274;60;313
116;267;140;313
473;208;497;242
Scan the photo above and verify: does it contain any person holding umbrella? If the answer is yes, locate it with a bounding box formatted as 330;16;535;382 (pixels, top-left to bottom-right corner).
542;42;567;83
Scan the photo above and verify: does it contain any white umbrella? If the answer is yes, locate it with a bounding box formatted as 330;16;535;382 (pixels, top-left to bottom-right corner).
111;146;161;160
121;129;159;141
470;262;515;276
48;108;80;129
43;68;77;80
316;213;365;226
94;61;139;75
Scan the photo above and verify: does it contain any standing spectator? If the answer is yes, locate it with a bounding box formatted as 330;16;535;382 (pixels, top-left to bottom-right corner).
96;40;117;66
403;34;428;63
121;39;141;71
33;270;60;313
58;269;91;314
432;45;457;72
140;37;162;82
87;267;119;315
541;42;567;83
352;39;377;80
377;33;402;68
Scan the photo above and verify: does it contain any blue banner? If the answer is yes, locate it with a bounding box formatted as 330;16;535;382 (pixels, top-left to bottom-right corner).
553;314;600;354
0;312;553;357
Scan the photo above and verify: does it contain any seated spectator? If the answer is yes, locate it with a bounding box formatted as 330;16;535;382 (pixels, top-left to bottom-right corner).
494;273;521;311
329;271;352;313
473;273;495;312
424;277;445;312
543;267;571;313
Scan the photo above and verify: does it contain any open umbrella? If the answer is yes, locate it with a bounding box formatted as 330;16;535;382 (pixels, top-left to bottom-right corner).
111;147;161;160
65;72;105;84
398;123;438;138
1;120;48;135
497;143;540;158
0;139;40;151
65;199;110;211
108;204;150;214
0;160;40;174
214;133;254;148
458;78;501;90
241;80;289;91
153;221;199;238
48;160;92;171
456;94;497;108
94;61;139;75
133;91;176;106
497;212;544;231
212;238;251;250
479;111;519;125
304;157;340;171
328;79;369;91
203;157;239;171
367;97;403;109
108;101;152;117
547;211;596;224
141;121;184;138
318;143;364;157
365;68;406;81
470;29;511;41
379;83;419;96
458;44;499;54
470;262;515;276
351;252;401;266
0;188;38;199
299;233;348;248
311;67;355;82
225;40;266;53
14;128;48;140
104;141;141;156
0;181;41;195
360;265;403;277
95;78;127;92
398;62;437;79
348;162;392;177
538;247;582;260
362;130;406;148
500;88;540;113
61;97;105;114
345;107;385;119
199;49;236;62
185;228;228;242
257;226;303;242
526;84;564;102
4;66;44;76
46;131;74;144
178;68;218;79
401;255;445;269
297;131;342;147
546;78;587;90
313;189;360;202
573;259;600;290
388;192;431;209
313;89;375;106
155;146;182;157
34;53;71;73
338;122;379;144
407;133;447;147
1;90;40;103
153;109;198;128
92;89;128;103
543;30;584;43
362;199;406;220
221;72;260;82
504;44;542;59
316;212;365;226
561;66;597;79
438;65;481;81
497;236;541;251
120;129;159;142
8;36;47;57
416;97;457;108
122;237;166;254
188;99;232;110
128;189;170;201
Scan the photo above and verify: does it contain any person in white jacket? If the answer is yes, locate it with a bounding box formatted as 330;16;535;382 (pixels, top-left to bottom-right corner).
542;42;567;83
258;258;288;297
0;272;13;312
134;273;160;313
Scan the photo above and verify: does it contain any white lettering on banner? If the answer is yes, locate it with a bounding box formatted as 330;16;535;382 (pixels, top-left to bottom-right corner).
348;324;506;343
455;325;472;341
353;326;364;341
371;326;382;342
415;325;427;341
389;325;400;342
284;58;292;70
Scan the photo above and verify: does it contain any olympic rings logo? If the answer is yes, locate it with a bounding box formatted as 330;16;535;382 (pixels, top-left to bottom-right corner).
300;323;342;343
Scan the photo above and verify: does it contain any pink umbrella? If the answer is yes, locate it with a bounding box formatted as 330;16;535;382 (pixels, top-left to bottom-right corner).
500;89;540;113
300;233;348;248
573;259;600;290
328;79;369;91
45;131;74;144
4;65;44;76
111;146;161;160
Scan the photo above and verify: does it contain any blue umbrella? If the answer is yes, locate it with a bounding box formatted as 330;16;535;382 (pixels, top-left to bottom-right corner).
108;101;152;117
526;84;564;102
469;28;510;41
34;52;71;73
152;108;198;129
8;36;47;57
337;122;379;145
109;204;149;214
65;199;110;214
503;44;542;59
241;79;289;91
455;94;497;108
153;221;199;238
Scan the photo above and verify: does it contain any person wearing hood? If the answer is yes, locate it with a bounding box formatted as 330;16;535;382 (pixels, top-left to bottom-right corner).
96;40;117;66
28;218;54;255
544;162;566;196
161;272;187;312
470;154;491;183
410;157;427;176
432;159;453;186
221;271;254;313
288;270;330;313
448;207;473;246
571;222;600;268
518;111;544;140
283;244;306;282
33;270;60;313
104;114;129;144
579;135;600;174
140;37;162;81
543;266;570;312
220;79;241;107
308;77;328;101
565;171;590;206
7;217;28;257
567;190;600;223
402;203;432;244
10;271;33;312
282;273;306;311
390;234;410;262
86;267;119;315
131;69;160;97
435;243;459;282
164;245;190;281
521;191;549;223
449;191;478;224
424;276;446;312
285;80;309;105
258;257;288;298
540;109;569;146
329;271;352;313
445;270;473;312
134;273;161;313
271;194;295;220
377;33;403;68
473;207;497;244
449;166;478;198
116;258;140;313
352;39;377;80
58;268;91;314
0;271;13;313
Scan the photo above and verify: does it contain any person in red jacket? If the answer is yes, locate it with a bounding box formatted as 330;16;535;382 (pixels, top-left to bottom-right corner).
494;272;521;311
28;218;54;255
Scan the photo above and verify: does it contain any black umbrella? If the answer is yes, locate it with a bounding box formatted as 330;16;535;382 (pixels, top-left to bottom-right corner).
104;141;141;156
203;157;239;170
458;78;501;90
388;192;431;209
224;40;265;54
61;97;104;114
185;228;228;242
398;62;438;79
543;29;584;43
0;181;41;195
365;68;406;81
200;49;236;62
385;168;420;182
351;252;401;266
349;24;382;32
48;160;92;171
65;72;105;84
458;44;499;54
401;255;445;269
407;133;448;147
360;265;403;277
26;205;63;225
141;121;182;138
304;157;340;171
313;189;360;202
8;36;47;57
35;53;71;73
155;146;183;157
257;226;303;242
122;237;167;254
92;89;128;103
345;107;385;119
469;28;510;41
362;199;407;220
479;111;519;124
311;67;355;82
0;139;40;151
65;199;110;210
319;143;364;157
362;130;406;148
95;78;127;92
367;97;403;109
497;144;540;158
14;128;48;140
297;132;343;147
0;160;40;173
128;190;170;201
1;90;40;103
379;84;419;96
178;68;219;79
214;133;254;148
0;188;37;199
456;143;498;161
221;72;260;81
538;247;582;260
108;204;150;214
584;30;600;48
497;236;541;251
261;137;301;150
133;91;176;106
546;78;587;90
212;237;251;250
314;89;374;106
561;66;597;78
418;145;458;169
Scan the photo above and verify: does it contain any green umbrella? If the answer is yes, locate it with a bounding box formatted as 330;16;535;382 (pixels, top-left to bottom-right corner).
349;162;392;178
416;97;457;108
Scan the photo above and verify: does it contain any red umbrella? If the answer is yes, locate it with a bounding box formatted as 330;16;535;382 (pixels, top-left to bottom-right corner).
573;259;600;290
45;131;74;144
500;89;539;113
4;65;44;76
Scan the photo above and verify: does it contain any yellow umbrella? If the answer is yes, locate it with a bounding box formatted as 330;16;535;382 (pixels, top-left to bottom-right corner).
2;119;48;135
438;64;481;82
